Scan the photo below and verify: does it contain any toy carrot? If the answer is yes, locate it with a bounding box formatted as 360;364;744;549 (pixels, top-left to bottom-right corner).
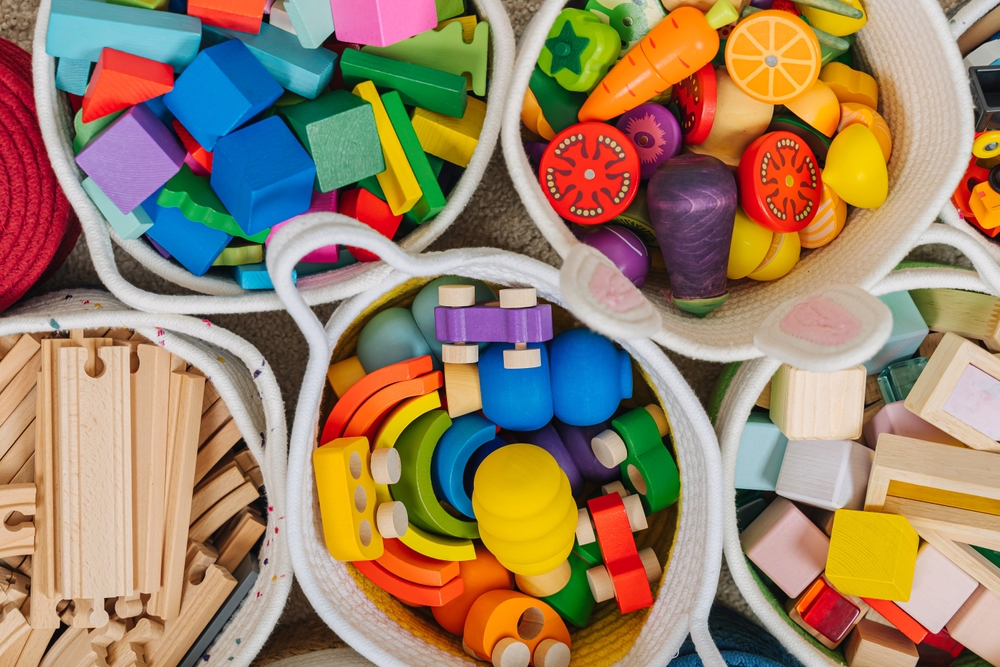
577;0;737;122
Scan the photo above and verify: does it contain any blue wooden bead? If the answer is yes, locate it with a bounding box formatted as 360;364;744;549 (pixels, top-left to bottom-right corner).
549;329;632;427
210;116;316;236
864;292;929;375
432;412;497;519
55;58;92;96
142;189;232;276
463;436;506;499
411;276;496;364
356;307;433;373
164;39;283;151
479;342;553;432
735;412;788;492
232;262;297;289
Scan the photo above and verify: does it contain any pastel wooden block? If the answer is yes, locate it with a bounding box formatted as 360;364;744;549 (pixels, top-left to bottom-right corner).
329;0;438;47
187;0;265;33
463;590;571;662
340;188;403;261
776;439;872;511
904;333;1000;452
45;0;201;70
896;542;978;634
827;509;919;601
231;262;297;289
946;586;1000;666
735;412;788;491
268;0;295;33
82;48;173;123
142;189;234;276
741;497;830;598
788;576;868;649
382;90;447;223
81;176;154;240
313;437;385;561
340;49;467;118
909;288;1000;352
769;364;866;440
864;292;929;375
279;89;384;193
412;97;486;168
55;57;92;96
75;104;185;215
284;0;334;48
877;357;927;405
845;618;919;667
863;597;929;644
920;530;1000;600
861;401;965;450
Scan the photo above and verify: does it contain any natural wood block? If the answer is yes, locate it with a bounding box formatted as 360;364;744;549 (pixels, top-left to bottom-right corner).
769;364;866;440
909;288;1000;351
0;353;40;435
215;509;266;573
946;586;1000;666
198;397;232;447
190;462;245;525
741;497;830;598
896;542;978;634
0;337;40;397
194;420;243;485
776;439;872;511
882;496;1000;553
865;375;882;406
13;625;56;667
411;97;486;168
442;362;481;419
0;605;31;667
844;618;918;667
0;390;37;480
106;617;163;667
0;485;35;559
188;480;258;543
918;332;946;361
756;380;771;409
826;509;918;601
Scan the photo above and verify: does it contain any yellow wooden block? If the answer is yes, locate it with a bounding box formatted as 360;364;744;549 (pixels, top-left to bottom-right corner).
327;356;366;399
398;523;476;561
826;509;919;601
352;80;421;215
371;391;441;503
438;15;477;43
313;436;383;561
412;96;486;168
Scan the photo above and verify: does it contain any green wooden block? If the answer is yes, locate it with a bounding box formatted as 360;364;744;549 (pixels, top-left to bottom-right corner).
363;21;490;96
435;0;464;20
528;66;586;134
359;154;444;225
73;107;123;154
973;545;1000;568
380;91;446;224
279;90;385;193
340;49;467;119
612;406;680;514
157;164;271;243
107;0;168;10
212;240;264;266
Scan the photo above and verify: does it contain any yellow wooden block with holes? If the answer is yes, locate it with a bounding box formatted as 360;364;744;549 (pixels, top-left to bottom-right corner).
412;97;486;168
313;436;384;561
352;81;421;216
826;509;919;601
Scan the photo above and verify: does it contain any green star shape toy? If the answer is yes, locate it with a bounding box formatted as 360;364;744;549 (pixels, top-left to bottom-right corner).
545;19;590;76
538;8;621;93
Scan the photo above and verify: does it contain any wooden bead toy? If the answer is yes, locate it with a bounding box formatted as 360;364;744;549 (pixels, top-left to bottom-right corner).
863;597;929;644
896;543;978;634
741;497;830;598
82;48;173;124
768;364;865;440
340;49;467;119
515;559;572;598
861;401;964;450
819;62;878;109
821;123;888;208
737;131;822;233
432;413;497;519
735;412;788;491
826;509;919;601
412;97;487;169
356;309;435;374
687;68;775;168
648;153;738;316
158;165;269;242
187;0;265;33
672;63;717;145
595;404;678;513
946;586;1000;666
549;329;631;427
410;277;495;363
55;57;93;96
583;492;658;614
909;289;1000;352
538;9;621;93
518;424;584;501
442;362;483;419
787;575;868;649
784;79;840;137
283;0;335;49
142;188;234;276
845;618;919;667
725;10;821;104
463;590;572;665
81;176;153;240
553;419;620;485
775;439;871;511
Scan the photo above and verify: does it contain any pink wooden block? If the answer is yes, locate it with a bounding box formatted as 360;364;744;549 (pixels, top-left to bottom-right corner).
946;585;1000;665
942;365;1000;440
741;497;831;598
862;402;965;449
266;190;340;262
329;0;438;47
897;543;978;634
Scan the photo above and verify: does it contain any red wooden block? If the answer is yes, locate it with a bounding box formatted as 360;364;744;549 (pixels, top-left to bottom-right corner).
795;577;862;645
82;48;174;123
341;188;403;262
916;628;963;667
342;371;443;440
863;597;929;645
377;538;460;587
173;120;213;173
68;93;83;114
322;40;362;91
187;0;266;33
353;558;464;607
588;492;652;614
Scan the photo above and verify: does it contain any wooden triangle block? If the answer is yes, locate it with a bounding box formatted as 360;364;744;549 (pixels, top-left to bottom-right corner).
82;48;174;123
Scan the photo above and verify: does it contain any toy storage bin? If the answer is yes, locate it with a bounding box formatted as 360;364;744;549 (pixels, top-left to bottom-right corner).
0;289;290;667
30;0;515;315
266;216;728;667
262;648;377;667
501;0;974;361
711;223;1000;667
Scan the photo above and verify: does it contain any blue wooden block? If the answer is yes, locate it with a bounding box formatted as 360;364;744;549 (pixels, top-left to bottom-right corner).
82;177;153;240
864;292;930;375
479;342;553;432
178;555;259;667
735;412;788;492
164;39;283;151
202;24;336;99
46;0;201;70
356;307;433;373
232;262;296;289
55;58;92;95
550;329;631;427
142;95;174;125
169;0;187;12
142;188;233;276
210;116;316;235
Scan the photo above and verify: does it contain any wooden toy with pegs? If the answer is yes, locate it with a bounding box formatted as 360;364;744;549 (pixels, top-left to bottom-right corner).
463;590;572;667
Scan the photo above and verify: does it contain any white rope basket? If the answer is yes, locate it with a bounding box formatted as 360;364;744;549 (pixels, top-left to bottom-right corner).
30;0;515;315
0;289;291;667
713;223;1000;666
263;648;377;667
501;0;974;362
266;216;728;667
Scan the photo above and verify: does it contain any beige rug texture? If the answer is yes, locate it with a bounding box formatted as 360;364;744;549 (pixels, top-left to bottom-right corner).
0;0;976;662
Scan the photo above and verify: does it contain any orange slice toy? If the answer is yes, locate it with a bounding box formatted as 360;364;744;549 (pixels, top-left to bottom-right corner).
725;10;821;105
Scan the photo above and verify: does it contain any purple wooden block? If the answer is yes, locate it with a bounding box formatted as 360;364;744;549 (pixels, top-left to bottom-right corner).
518;424;585;500
553;418;620;484
616;104;682;180
146;235;172;259
75;104;185;215
434;304;554;344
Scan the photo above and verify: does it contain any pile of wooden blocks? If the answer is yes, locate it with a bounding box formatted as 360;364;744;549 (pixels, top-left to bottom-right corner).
737;288;1000;667
0;329;266;667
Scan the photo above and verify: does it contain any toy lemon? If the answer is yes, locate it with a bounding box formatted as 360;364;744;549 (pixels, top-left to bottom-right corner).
728;207;773;280
747;230;800;281
784;79;841;137
820;62;878;110
797;0;867;37
821;123;888;208
838;102;891;161
798;183;847;248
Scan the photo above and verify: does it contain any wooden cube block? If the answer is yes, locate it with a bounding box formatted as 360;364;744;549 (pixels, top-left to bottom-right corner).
776;439;873;511
741;497;830;598
864;292;929;375
142;189;233;276
897;542;978;633
863;597;929;644
81;176;153;240
845;619;919;667
329;0;438;47
188;0;266;33
788;576;869;649
826;509;919;601
909;288;1000;351
904;332;1000;452
55;57;92;96
860;401;964;450
284;0;335;49
412;97;486;168
735;412;787;491
946;586;1000;666
769;364;866;440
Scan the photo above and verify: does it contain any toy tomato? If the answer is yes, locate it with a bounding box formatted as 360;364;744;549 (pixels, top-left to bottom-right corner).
539;123;640;224
537;9;621;93
738;131;822;233
672;63;717;145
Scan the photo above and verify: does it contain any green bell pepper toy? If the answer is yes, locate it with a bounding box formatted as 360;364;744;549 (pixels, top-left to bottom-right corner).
538;8;621;93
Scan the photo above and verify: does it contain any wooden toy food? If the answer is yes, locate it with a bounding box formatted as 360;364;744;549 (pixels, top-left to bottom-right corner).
725;10;821;104
538;9;621;93
738;131;822;233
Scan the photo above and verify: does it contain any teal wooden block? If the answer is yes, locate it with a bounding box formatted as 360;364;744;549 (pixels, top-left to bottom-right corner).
381;91;447;223
72;107;123;154
55;57;92;95
285;0;334;48
82;176;153;240
735;412;788;492
340;49;467;119
864;292;929;375
435;0;464;20
410;276;495;363
278;90;384;192
46;0;202;70
356;307;433;373
232;262;296;289
202;24;335;99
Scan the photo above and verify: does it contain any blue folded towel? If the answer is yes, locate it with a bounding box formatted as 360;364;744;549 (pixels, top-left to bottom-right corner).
672;606;805;667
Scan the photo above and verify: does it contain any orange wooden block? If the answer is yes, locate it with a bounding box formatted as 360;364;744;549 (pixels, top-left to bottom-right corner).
432;545;512;635
464;589;571;662
342;371;443;441
352;558;464;607
172;120;213;173
187;0;266;33
321;355;434;444
82;48;173;123
863;597;929;645
342;188;403;263
376;538;460;587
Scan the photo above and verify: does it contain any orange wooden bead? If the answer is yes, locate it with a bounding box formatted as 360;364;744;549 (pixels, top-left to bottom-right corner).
463;590;570;662
432;545;513;635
